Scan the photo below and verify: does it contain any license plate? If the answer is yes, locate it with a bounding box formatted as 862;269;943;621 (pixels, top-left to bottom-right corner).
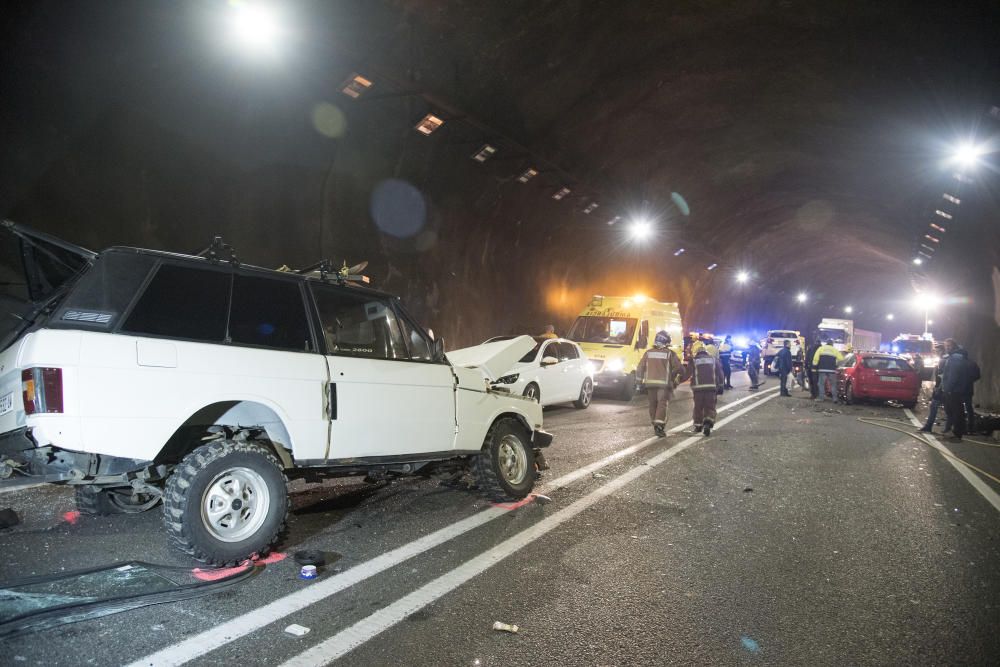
0;391;12;416
879;376;902;383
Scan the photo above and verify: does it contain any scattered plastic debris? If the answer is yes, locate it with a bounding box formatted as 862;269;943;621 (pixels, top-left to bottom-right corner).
492;621;519;633
285;624;310;637
299;565;318;580
61;510;81;525
743;487;753;493
741;636;761;652
533;494;552;504
592;472;607;479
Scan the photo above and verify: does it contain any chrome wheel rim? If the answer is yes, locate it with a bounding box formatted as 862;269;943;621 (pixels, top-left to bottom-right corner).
497;435;528;486
201;467;270;543
580;379;593;406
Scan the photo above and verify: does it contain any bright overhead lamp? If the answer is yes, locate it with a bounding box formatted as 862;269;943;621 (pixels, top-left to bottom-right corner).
229;2;284;55
924;234;940;244
673;248;685;256
517;168;538;183
706;263;718;271
844;305;853;314
415;114;444;135
912;257;923;265
796;292;807;303
606;215;621;226
583;202;599;214
735;271;749;283
886;313;895;320
340;73;373;99
953;142;985;169
552;187;571;201
471;144;496;162
942;193;961;205
934;209;953;220
628;219;653;241
929;223;946;233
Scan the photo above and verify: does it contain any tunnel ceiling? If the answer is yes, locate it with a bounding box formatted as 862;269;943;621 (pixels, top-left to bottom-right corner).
2;1;999;344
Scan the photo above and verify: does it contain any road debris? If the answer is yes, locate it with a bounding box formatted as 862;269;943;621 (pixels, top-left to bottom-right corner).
492;621;519;633
533;494;552;504
0;508;20;530
285;624;310;637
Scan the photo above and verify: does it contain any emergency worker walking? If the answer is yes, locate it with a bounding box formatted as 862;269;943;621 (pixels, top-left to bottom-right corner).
812;338;844;402
636;331;683;437
685;344;725;435
719;335;734;389
539;324;558;339
775;340;793;397
746;341;762;390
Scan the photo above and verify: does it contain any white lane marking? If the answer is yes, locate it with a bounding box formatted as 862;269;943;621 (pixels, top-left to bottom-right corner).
128;386;775;667
280;392;780;666
903;408;1000;512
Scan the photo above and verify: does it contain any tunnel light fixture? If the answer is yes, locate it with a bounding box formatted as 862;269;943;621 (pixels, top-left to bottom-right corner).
934;209;953;220
340;73;373;99
415;114;444;135
606;215;621;226
942;193;961;205
886;313;895;321
583;202;600;214
673;248;685;256
517;168;538;183
912;257;923;265
924;234;940;244
918;251;932;259
929;222;946;233
552;187;571;201
952;142;985;169
844;306;853;314
471;144;497;162
706;263;718;271
735;271;750;283
628;219;653;241
796;292;808;303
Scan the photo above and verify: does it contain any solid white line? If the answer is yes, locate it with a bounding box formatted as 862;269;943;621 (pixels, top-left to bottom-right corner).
280;392;780;666
903;408;1000;512
127;385;775;667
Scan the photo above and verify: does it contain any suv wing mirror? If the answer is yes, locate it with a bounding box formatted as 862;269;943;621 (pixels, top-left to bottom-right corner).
540;356;559;366
432;337;446;363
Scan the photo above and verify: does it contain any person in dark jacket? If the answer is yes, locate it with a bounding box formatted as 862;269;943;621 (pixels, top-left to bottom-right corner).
918;343;947;433
940;338;971;441
745;341;762;390
805;337;821;399
775;340;793;397
719;335;734;390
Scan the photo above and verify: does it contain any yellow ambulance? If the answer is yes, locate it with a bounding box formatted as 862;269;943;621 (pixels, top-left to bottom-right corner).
566;295;685;399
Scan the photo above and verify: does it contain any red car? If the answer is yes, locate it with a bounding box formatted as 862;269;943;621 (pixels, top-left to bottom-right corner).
836;352;920;409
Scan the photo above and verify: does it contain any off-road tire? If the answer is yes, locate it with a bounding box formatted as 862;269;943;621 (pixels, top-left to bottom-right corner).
163;440;288;567
75;485;160;515
573;378;593;409
474;417;536;502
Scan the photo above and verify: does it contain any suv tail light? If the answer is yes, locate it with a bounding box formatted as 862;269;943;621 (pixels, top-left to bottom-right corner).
22;367;64;415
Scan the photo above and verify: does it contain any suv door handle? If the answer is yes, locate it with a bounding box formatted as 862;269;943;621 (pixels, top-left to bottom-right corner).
328;383;337;420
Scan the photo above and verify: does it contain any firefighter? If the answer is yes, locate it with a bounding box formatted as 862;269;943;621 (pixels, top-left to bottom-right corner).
539;324;558;339
719;335;734;389
685;343;725;436
745;341;762;390
636;331;683;437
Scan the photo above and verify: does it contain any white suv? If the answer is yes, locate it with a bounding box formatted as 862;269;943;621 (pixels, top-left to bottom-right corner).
762;329;803;374
0;222;551;565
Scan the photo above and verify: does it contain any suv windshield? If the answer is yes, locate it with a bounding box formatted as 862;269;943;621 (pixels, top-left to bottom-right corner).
1;223;93;351
568;316;637;345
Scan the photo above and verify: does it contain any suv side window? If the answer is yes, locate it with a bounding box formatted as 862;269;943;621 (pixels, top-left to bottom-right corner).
229;274;313;352
312;285;407;359
396;308;434;361
122;264;230;342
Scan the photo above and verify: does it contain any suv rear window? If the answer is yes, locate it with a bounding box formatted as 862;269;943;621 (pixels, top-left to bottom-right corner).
122;264;230;342
770;331;797;339
229;274;313;352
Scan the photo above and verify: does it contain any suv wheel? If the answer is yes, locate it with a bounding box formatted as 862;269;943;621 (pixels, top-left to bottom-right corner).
574;378;593;409
163;440;288;566
76;485;161;515
474;418;536;501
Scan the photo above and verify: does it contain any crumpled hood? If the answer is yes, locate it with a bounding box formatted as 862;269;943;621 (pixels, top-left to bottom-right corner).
447;335;535;382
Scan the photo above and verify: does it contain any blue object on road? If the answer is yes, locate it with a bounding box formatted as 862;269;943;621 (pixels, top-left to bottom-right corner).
741;636;761;652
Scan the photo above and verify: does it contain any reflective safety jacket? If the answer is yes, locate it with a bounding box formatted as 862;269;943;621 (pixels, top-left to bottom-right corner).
812;344;844;371
637;346;683;396
718;342;733;358
687;351;724;392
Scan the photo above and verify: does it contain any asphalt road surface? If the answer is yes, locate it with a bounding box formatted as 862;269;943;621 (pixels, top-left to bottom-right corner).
2;374;998;666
